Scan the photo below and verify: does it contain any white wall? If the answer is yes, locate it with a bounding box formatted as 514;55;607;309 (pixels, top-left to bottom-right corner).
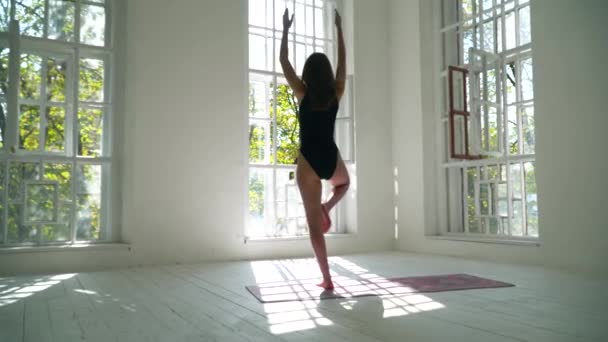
393;0;608;277
1;0;394;275
122;0;394;266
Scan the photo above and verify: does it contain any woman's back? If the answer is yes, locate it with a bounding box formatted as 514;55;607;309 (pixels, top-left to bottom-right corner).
298;94;339;180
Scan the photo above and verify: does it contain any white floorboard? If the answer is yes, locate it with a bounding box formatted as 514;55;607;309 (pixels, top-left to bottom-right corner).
0;252;606;342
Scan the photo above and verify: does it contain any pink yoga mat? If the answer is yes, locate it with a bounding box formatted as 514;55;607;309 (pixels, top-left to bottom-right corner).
246;273;514;303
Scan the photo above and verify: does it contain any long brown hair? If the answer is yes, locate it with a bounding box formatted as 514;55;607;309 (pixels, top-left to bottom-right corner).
301;53;336;109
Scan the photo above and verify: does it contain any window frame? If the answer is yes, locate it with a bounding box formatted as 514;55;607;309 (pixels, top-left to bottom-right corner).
246;0;354;240
0;0;114;247
435;0;537;241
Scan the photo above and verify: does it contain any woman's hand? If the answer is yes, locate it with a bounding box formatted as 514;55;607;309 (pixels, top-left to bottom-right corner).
283;8;294;32
334;9;342;29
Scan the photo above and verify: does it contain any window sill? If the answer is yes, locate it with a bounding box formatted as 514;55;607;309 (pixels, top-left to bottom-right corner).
427;235;540;247
0;243;132;254
245;233;357;243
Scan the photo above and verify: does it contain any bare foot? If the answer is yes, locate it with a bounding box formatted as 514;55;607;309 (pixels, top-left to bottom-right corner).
321;203;332;233
317;279;334;290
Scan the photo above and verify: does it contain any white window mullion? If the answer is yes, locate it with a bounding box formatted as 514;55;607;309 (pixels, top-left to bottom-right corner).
39;56;48;152
312;0;316;51
463;168;469;233
514;0;520;47
43;0;49;39
2;162;8;243
6;19;20;154
492;0;498;54
271;75;278;231
70;0;82;244
291;0;296;71
501;0;507;53
520;162;527;236
478;0;484;52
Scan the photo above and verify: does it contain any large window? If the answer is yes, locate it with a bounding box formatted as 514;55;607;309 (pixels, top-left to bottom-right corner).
247;0;354;238
0;0;112;246
438;0;537;239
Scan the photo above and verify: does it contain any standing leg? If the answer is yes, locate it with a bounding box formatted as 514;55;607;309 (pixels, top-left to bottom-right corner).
297;155;334;289
322;155;350;231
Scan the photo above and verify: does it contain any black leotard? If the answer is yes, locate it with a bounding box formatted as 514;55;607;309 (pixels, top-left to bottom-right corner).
298;94;339;180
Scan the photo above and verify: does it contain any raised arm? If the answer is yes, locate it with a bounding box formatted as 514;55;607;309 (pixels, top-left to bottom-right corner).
280;9;306;102
335;9;346;100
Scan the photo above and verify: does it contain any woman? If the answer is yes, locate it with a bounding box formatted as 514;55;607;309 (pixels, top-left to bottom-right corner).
280;8;350;290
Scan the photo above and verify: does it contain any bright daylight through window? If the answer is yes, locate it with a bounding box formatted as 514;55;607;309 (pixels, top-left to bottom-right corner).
0;0;112;246
247;0;354;239
439;0;537;239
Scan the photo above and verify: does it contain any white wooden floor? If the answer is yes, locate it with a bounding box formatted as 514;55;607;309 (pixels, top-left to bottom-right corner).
1;252;607;342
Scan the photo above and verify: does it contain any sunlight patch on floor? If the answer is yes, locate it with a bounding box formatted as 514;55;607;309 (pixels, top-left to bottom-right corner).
250;257;445;335
0;273;76;306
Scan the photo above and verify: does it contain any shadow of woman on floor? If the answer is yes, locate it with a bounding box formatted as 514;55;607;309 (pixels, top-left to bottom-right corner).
316;292;385;331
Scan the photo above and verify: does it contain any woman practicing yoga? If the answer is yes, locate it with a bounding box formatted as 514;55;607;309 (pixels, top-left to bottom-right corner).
280;8;350;290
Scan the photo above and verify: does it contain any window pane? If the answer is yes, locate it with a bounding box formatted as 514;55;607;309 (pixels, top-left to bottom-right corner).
0;101;6;149
505;11;516;50
453;115;466;156
48;0;76;42
305;4;314;36
521;105;534;154
44;162;72;201
8;204;36;243
249;33;267;71
249;74;271;118
40;223;70;242
41;163;73;242
524;161;537;237
507;107;518;153
460;0;474;23
496;17;502;52
521;58;533;101
16;0;45;38
9;162;41;200
509;162;524;236
248;168;273;237
0;47;8;96
482;20;494;52
7;162;42;243
249;119;270;164
20;54;42;100
275;168;306;236
274;83;299;165
26;183;56;223
248;0;267;27
47;56;68;102
505;61;517;104
466;167;480;233
479;183;489;215
80;4;105;46
294;1;306;36
335;119;352;161
46;106;66;152
0;0;9;32
79;58;104;102
76;163;101;240
519;6;531;45
19;105;40;151
314;6;324;38
78;107;103;156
